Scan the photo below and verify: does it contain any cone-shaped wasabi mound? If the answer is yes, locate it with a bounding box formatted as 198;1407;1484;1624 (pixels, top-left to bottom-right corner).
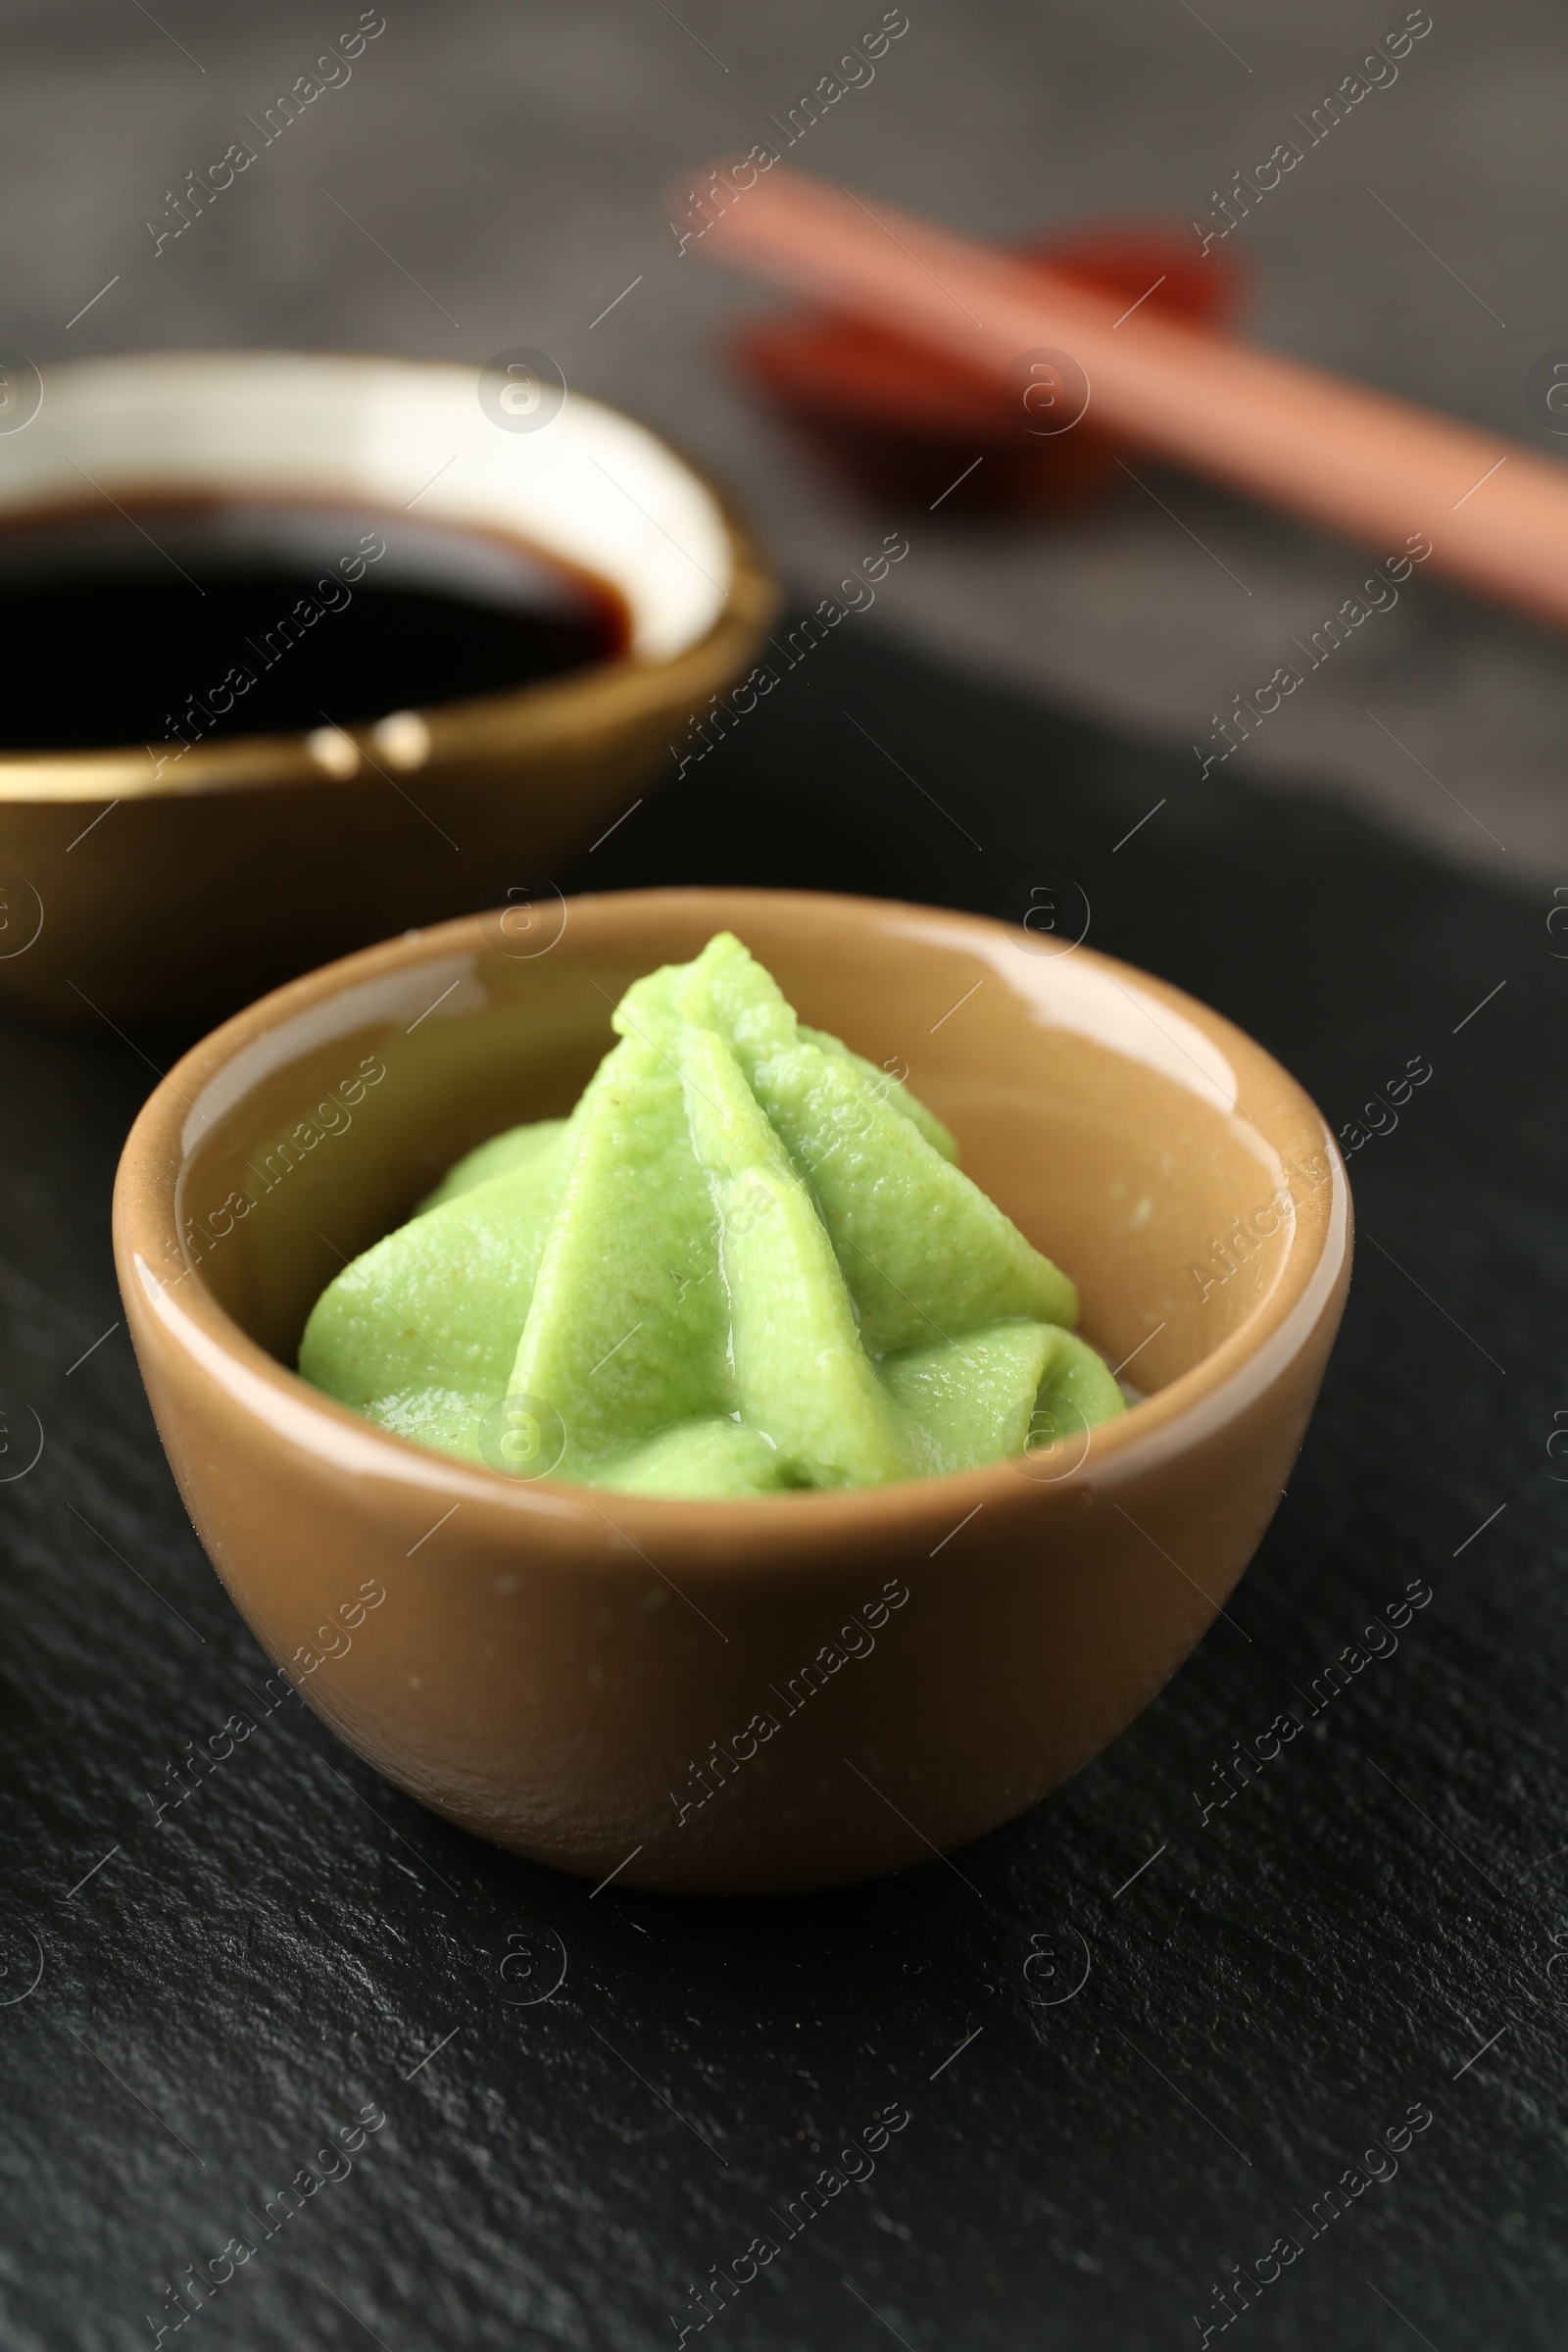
299;934;1125;1496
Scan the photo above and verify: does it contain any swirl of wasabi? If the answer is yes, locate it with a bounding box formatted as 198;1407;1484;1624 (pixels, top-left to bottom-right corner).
299;933;1124;1497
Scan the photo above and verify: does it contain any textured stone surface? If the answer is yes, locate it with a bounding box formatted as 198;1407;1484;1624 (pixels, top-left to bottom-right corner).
1;622;1562;2349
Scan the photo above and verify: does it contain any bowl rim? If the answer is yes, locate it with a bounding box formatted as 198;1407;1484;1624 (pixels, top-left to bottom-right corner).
113;886;1352;1559
0;348;776;804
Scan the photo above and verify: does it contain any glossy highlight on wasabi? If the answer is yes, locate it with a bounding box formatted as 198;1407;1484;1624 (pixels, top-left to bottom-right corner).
298;933;1125;1496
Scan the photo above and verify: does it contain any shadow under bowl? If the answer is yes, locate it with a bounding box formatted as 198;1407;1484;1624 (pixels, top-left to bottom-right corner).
112;888;1351;1895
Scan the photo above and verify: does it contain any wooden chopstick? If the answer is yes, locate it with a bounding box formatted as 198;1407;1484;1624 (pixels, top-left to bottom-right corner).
697;165;1568;634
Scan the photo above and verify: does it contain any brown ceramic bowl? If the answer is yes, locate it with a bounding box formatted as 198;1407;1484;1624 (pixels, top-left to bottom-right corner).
113;887;1350;1897
0;352;774;1024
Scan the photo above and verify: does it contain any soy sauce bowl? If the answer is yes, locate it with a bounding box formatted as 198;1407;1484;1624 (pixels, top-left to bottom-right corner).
0;352;774;1023
113;888;1351;1897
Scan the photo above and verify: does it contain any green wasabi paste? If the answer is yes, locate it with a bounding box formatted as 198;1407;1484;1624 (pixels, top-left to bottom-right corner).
299;933;1125;1496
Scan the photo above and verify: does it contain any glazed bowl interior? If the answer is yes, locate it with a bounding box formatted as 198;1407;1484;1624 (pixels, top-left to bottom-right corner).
173;892;1326;1446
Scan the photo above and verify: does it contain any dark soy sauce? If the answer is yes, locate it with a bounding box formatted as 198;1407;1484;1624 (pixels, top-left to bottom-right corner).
0;501;629;749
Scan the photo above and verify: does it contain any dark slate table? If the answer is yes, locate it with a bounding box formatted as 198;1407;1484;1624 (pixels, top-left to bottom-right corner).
1;622;1561;2351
